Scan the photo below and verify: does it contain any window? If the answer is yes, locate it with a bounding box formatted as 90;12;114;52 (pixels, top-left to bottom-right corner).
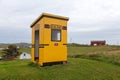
51;29;61;41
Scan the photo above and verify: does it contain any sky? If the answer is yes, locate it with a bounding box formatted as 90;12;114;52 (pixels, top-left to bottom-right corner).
0;0;120;45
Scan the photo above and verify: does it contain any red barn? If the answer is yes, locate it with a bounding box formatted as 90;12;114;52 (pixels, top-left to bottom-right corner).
91;40;106;46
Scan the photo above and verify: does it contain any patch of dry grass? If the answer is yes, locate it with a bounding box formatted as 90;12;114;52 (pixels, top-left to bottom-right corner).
68;46;120;66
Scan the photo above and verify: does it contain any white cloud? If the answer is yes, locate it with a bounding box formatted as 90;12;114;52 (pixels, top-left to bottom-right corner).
0;0;119;44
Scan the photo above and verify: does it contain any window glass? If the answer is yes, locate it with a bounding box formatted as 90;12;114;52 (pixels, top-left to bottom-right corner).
52;29;61;41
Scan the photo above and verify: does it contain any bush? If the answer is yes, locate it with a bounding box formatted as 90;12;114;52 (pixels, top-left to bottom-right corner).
2;45;19;60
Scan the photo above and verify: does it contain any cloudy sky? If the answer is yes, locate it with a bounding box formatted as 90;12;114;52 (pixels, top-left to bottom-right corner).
0;0;120;45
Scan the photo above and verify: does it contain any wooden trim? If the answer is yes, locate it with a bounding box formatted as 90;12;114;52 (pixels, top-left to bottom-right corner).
39;44;49;48
62;26;67;30
44;24;50;28
32;44;35;48
63;44;67;45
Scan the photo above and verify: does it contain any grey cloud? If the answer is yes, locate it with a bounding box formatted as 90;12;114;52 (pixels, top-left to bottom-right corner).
68;28;120;45
0;0;120;44
0;26;31;43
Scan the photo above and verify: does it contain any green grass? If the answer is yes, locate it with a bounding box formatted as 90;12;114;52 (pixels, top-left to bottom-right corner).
1;58;120;80
18;48;31;53
0;46;120;80
0;50;2;56
68;46;120;66
68;46;120;56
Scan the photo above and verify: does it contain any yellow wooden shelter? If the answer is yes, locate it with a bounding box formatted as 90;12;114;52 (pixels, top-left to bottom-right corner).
30;13;69;66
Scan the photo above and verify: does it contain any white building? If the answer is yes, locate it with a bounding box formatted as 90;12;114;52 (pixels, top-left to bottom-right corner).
20;52;31;59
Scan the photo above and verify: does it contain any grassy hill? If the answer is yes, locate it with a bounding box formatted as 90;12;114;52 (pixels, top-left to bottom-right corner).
68;46;120;56
0;46;120;80
68;46;120;66
0;58;120;80
0;43;31;48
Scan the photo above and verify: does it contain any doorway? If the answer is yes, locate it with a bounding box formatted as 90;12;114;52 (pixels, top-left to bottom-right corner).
34;30;39;61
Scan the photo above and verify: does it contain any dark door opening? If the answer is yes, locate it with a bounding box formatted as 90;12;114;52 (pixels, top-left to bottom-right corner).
34;30;39;61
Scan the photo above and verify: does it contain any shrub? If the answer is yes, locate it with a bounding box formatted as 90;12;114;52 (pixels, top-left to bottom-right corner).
2;45;19;60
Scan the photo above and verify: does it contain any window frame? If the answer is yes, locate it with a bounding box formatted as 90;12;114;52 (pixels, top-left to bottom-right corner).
51;29;61;42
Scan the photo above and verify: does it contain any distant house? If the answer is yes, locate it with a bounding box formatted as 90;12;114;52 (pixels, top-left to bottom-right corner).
91;40;106;46
20;52;31;59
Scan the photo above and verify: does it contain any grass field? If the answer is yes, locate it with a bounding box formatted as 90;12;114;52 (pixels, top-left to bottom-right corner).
68;46;120;66
0;46;120;80
19;48;31;53
1;58;120;80
68;46;120;56
0;50;2;56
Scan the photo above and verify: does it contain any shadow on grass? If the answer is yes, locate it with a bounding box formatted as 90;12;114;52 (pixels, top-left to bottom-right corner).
28;62;40;68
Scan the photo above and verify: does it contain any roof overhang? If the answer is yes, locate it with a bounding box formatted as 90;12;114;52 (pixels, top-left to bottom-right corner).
30;13;69;28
